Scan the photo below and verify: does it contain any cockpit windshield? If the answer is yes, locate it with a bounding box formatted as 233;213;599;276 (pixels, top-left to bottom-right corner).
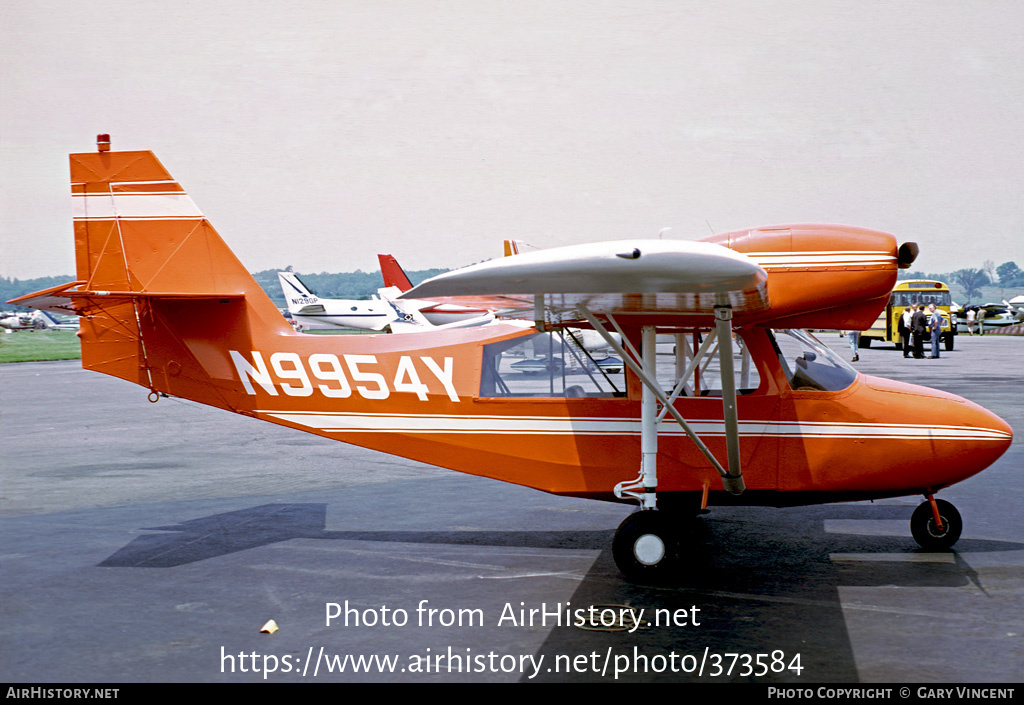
770;329;858;392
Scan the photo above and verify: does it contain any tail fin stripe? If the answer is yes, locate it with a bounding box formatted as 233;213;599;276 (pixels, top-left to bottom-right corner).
74;182;187;195
73;193;203;220
283;277;306;295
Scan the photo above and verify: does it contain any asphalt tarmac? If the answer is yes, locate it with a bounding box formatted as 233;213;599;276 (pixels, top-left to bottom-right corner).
1;332;1021;683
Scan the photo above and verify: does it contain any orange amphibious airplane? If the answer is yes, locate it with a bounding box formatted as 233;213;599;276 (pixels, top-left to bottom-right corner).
14;138;1013;581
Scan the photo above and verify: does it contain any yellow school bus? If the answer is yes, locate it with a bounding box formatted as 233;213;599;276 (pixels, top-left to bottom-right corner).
859;280;957;351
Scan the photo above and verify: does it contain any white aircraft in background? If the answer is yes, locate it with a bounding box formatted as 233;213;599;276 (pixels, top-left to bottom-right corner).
0;310;78;331
1002;297;1024;322
0;311;41;330
34;310;79;330
378;254;494;326
377;286;496;333
978;303;1024;330
278;271;393;331
955;301;1023;333
279;271;494;333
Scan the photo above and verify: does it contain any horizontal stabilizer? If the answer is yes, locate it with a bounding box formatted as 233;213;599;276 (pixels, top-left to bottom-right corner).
10;281;244;316
8;281;87;315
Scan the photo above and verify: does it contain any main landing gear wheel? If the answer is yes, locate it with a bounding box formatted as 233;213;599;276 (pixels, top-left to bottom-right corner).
911;499;963;551
612;511;677;583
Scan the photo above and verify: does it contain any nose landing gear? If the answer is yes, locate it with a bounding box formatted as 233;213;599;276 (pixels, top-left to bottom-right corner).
910;497;962;551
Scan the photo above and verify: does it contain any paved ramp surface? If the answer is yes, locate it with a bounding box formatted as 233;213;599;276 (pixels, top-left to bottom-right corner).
1;333;1021;683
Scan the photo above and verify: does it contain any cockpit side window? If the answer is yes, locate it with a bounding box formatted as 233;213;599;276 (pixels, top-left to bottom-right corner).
480;331;626;398
769;329;857;392
654;329;763;397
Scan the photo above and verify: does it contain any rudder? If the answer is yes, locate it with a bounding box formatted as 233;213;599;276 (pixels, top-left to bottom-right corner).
378;254;414;292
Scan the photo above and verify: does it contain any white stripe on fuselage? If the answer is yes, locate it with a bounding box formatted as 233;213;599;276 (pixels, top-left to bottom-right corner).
746;252;896;268
255;411;1011;440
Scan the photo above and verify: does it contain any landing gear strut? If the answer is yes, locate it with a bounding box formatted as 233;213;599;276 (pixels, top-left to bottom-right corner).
574;311;744;583
910;497;962;550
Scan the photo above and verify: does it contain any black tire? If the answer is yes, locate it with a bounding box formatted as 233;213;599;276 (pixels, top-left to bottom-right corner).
858;336;871;349
944;335;955;351
911;499;962;550
612;510;677;582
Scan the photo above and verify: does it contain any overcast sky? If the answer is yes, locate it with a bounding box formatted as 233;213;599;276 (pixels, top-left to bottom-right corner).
2;1;1023;281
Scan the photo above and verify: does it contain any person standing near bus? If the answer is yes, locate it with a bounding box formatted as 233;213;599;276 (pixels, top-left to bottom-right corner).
966;306;976;335
899;306;913;357
928;304;942;358
911;304;927;359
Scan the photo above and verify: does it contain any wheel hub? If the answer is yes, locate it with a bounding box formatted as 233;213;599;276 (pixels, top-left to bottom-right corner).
633;533;666;565
927;517;949;537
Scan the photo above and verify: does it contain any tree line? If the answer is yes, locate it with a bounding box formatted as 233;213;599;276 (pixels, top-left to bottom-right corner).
900;261;1024;301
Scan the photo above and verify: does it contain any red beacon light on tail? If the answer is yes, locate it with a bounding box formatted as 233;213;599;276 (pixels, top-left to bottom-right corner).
96;134;110;152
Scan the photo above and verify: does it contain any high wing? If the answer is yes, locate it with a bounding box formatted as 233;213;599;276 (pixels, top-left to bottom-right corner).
401;239;770;327
402;224;911;331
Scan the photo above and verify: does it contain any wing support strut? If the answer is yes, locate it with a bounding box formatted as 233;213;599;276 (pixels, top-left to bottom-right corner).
714;305;745;495
534;294;547;332
575;304;746;508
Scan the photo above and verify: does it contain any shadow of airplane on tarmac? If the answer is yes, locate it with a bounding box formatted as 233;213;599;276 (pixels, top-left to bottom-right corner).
98;501;1021;572
97;502;1023;684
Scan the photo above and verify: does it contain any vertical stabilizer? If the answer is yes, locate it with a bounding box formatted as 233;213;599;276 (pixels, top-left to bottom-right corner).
378;254;414;292
277;272;320;310
62;141;290;406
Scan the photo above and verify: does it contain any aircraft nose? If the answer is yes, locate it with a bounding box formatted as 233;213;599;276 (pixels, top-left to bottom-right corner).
861;376;1013;489
921;393;1012;487
975;402;1013;452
